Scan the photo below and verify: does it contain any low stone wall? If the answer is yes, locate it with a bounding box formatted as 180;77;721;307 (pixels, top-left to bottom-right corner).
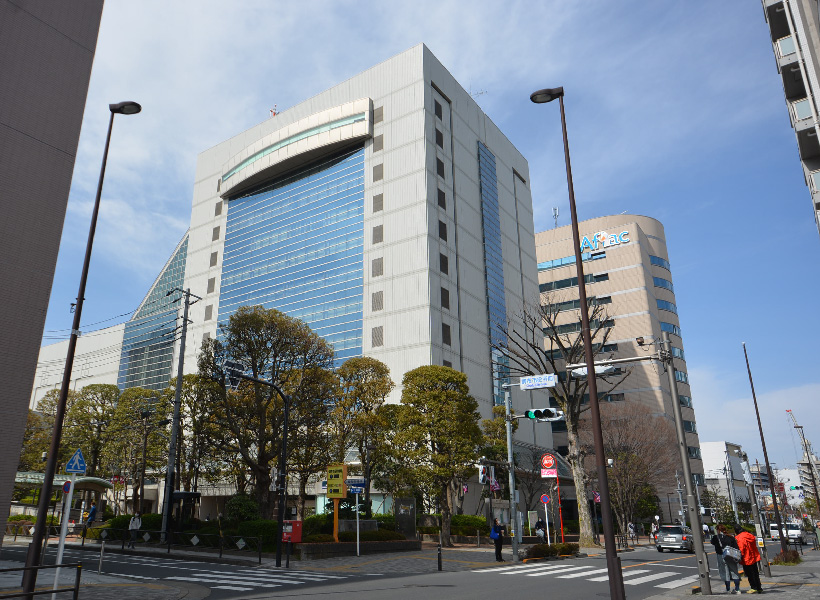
297;539;421;560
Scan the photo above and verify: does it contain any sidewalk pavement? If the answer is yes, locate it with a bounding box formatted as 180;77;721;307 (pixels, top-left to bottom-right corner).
645;547;820;598
0;560;191;600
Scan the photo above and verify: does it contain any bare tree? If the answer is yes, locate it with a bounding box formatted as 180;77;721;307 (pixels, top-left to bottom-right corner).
493;294;629;546
582;403;677;533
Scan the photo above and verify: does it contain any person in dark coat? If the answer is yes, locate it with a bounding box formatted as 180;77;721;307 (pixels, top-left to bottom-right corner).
491;518;505;562
711;524;741;594
734;525;763;594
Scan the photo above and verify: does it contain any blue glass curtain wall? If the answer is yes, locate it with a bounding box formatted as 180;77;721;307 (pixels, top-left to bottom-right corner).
219;146;365;362
118;235;188;391
478;142;509;405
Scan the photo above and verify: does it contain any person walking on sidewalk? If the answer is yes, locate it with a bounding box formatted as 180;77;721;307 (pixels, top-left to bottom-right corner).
711;524;742;594
491;518;505;562
735;525;763;594
128;512;142;549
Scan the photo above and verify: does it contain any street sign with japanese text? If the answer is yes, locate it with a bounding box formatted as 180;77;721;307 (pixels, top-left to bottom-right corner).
541;468;558;478
520;374;557;390
327;464;348;499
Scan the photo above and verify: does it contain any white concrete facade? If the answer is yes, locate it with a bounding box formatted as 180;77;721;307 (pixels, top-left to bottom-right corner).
701;441;751;507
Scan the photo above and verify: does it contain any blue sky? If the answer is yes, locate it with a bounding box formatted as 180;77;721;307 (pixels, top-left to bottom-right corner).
43;1;819;469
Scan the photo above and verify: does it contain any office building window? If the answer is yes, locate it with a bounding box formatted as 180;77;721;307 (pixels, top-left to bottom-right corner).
679;395;693;408
373;193;383;212
435;128;444;148
204;305;213;321
209;251;218;267
537;251;605;272
683;420;697;433
650;255;671;270
202;331;211;342
661;321;681;337
549;318;614;336
372;326;384;347
207;277;216;294
442;323;452;346
373;163;383;181
372;257;384;277
688;446;702;459
212;226;220;241
372;291;383;312
437;188;446;209
675;370;689;384
443;359;452;368
434;100;442;119
544;296;611;313
373;106;383;123
439;252;449;274
671;346;685;360
372;225;383;244
436;158;445;179
438;220;447;241
373;134;383;152
654;276;674;292
539;272;607;293
657;299;678;314
215;202;222;217
441;287;450;310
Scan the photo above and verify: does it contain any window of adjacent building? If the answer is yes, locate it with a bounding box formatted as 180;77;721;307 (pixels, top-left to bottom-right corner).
650;255;671;270
548;318;614;336
373;163;383;181
373;134;384;152
810;170;820;193
372;257;384;277
693;473;704;485
373;193;383;212
438;220;447;242
441;287;450;310
435;128;444;148
436;158;445;178
679;395;693;408
777;35;797;57
793;98;813;121
373;225;383;244
216;179;221;193
653;276;674;292
212;226;220;241
437;188;446;209
661;321;681;337
204;305;213;321
439;252;449;274
372;291;384;311
442;323;452;346
671;346;686;360
683;420;697;433
202;331;211;341
209;251;218;267
538;251;605;272
207;277;216;294
675;370;689;384
688;446;702;459
372;326;384;347
373;106;384;124
434;100;443;120
214;202;222;217
539;272;607;293
443;359;452;368
657;299;678;314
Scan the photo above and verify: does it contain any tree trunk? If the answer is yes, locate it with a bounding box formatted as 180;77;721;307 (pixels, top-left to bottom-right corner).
566;423;596;546
296;477;307;520
364;461;373;518
440;481;455;547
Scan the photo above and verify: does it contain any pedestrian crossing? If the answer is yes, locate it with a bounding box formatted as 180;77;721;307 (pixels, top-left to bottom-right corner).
475;562;698;590
164;568;350;592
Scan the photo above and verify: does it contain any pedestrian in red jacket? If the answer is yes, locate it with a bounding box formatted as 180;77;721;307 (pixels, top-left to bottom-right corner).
734;525;763;593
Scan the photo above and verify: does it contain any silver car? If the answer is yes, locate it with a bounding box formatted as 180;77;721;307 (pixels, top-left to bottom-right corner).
656;525;695;553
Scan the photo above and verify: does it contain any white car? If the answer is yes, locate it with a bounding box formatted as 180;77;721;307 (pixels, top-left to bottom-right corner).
770;522;805;544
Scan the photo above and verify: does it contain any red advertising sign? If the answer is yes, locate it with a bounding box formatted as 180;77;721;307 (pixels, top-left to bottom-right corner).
541;454;556;469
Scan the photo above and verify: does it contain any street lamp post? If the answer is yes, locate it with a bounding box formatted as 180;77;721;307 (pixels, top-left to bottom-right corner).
22;101;141;596
530;87;625;600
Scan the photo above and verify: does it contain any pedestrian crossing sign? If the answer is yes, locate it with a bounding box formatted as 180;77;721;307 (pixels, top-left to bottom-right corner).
65;448;86;474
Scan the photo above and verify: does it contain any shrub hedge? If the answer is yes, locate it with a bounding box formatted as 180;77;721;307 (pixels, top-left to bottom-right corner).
338;529;406;542
524;543;580;559
302;534;335;543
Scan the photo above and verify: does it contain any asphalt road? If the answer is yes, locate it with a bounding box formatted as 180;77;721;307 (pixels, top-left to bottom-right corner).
0;539;794;599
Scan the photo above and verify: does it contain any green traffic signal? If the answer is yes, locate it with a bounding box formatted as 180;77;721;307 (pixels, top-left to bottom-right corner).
525;408;557;420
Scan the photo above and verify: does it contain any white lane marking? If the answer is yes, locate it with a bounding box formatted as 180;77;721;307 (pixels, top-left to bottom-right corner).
508;564;584;575
165;576;279;587
654;575;699;589
101;573;155;579
526;566;594;576
625;571;682;585
177;573;305;585
478;564;538;574
240;569;345;579
555;568;611;578
588;569;650;582
212;586;255;591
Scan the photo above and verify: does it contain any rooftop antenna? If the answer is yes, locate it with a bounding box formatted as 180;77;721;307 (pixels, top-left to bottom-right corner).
270;104;278;118
553;207;559;229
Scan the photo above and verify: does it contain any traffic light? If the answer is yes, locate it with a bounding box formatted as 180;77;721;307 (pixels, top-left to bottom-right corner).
478;465;488;484
524;408;563;421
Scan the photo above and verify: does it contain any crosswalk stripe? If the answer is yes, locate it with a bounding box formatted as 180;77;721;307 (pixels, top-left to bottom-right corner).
173;573;305;585
555;568;610;578
588;569;650;582
475;564;533;573
212;586;255;591
165;576;281;587
239;569;345;580
654;575;699;589
624;571;681;585
511;564;579;575
525;566;592;577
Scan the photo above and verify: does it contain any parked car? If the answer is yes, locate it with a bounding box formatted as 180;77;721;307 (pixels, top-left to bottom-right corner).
656;525;695;553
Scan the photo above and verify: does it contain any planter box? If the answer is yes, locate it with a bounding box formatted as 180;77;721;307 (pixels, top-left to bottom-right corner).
297;539;421;560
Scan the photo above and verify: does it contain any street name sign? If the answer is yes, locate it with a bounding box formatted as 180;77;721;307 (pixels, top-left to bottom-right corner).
65;448;86;475
349;486;365;494
519;374;557;390
345;478;365;486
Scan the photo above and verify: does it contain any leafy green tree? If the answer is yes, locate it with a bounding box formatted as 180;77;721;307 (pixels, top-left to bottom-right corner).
18;410;51;472
68;384;120;477
701;487;735;526
333;357;395;518
394;365;483;546
29;390;80;469
198;305;335;517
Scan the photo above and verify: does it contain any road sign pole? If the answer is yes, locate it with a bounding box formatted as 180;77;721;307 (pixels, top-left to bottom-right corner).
556;476;564;543
356;492;360;557
544;501;551;545
52;473;75;599
503;387;519;561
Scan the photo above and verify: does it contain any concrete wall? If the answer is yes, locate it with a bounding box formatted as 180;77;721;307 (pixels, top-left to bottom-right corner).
0;0;103;544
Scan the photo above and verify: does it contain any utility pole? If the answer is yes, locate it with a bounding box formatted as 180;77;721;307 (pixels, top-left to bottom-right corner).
503;387;519;561
787;410;820;517
737;450;771;577
743;342;788;555
161;287;200;541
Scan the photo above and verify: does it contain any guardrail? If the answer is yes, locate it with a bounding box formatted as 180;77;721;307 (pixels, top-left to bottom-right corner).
87;529;263;564
0;563;82;600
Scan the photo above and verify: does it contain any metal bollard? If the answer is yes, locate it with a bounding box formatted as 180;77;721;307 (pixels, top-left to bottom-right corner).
476;529;480;548
73;564;82;600
437;542;442;571
286;541;291;569
98;540;105;574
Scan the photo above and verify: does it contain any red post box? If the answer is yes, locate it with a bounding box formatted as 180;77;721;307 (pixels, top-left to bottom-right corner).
282;520;302;543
